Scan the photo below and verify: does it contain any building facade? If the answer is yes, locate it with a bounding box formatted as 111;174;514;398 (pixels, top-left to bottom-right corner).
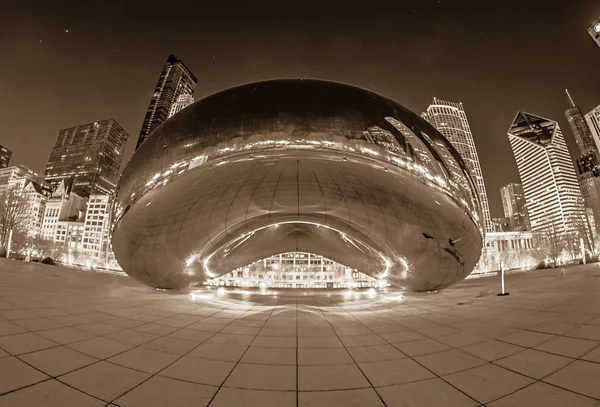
500;183;529;231
424;98;492;233
168;94;194;118
136;55;197;150
474;231;544;273
206;252;378;289
82;194;112;264
507;112;588;237
585;105;600;153
45;119;129;198
40;179;87;241
588;16;600;48
0;145;12;168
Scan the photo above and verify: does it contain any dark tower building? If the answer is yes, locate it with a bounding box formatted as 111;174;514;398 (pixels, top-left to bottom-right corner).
565;89;595;153
45;119;129;198
136;55;197;150
0;145;12;168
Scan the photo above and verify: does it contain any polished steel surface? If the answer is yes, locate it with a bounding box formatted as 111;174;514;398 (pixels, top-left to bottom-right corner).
112;79;484;291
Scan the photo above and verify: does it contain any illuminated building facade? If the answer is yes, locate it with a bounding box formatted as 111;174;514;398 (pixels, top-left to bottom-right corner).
82;195;112;263
565;90;595;153
588;16;600;48
474;231;543;274
136;55;197;150
113;79;484;292
45;119;129;198
168;94;194;118
585;105;600;154
500;183;529;231
507;112;587;236
207;252;378;288
424;98;492;233
492;217;511;232
55;221;84;248
41;179;87;241
0;145;11;168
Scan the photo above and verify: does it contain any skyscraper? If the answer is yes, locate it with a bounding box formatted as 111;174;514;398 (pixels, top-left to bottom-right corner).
507;112;587;235
564;90;595;153
588;16;600;48
45;119;129;198
0;145;12;168
424;98;492;233
500;183;529;231
585;105;600;152
168;94;194;118
136;55;197;150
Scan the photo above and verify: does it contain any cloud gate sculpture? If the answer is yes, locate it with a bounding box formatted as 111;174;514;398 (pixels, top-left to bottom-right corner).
112;79;484;291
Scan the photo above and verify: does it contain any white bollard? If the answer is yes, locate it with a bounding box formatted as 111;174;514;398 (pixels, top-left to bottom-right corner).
498;261;510;296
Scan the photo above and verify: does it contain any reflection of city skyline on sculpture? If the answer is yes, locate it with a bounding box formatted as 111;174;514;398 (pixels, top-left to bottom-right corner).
112;79;484;292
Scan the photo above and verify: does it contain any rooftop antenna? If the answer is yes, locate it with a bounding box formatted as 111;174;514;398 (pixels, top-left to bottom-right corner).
565;89;576;108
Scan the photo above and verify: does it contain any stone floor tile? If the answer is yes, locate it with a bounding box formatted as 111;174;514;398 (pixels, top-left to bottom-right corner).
436;332;487;348
36;327;95;344
20;346;98;376
103;329;159;346
298;364;370;390
0;320;27;336
544;360;600;399
534;336;599;358
225;363;296;390
0;379;104;407
444;364;533;404
487;382;597;407
251;336;296;348
241;347;296;365
376;377;478;407
461;340;525;361
0;348;8;359
415;349;487;375
496;330;555;347
347;344;406;363
494;349;573;379
299;388;385;407
166;328;214;342
141;336;200;355
0;332;58;355
0;356;49;394
67;337;134;359
297;328;336;337
108;347;179;374
115;376;217;407
379;330;427;343
340;334;388;347
13;317;63;332
298;337;343;348
527;321;579;335
59;361;150;401
204;332;255;347
581;344;600;363
159;356;235;386
298;347;353;365
393;338;450;356
210;387;295;407
188;342;247;362
359;358;435;387
565;325;600;341
76;322;123;336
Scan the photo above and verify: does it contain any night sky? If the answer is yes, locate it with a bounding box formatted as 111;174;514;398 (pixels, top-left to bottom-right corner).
1;0;600;218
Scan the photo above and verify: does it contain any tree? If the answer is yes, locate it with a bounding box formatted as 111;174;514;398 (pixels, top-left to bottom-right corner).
0;184;29;255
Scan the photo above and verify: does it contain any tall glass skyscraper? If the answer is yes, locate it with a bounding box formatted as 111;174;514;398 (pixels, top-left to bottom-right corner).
565;90;595;153
45;119;130;197
136;55;197;150
500;183;529;231
507;112;587;235
424;98;492;233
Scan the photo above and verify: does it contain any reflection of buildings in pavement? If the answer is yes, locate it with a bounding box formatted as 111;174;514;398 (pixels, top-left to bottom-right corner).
206;252;379;288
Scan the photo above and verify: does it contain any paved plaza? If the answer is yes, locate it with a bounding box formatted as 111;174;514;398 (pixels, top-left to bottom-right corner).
1;259;600;406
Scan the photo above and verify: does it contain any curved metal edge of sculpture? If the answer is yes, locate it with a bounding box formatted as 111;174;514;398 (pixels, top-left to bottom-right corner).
111;79;484;292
